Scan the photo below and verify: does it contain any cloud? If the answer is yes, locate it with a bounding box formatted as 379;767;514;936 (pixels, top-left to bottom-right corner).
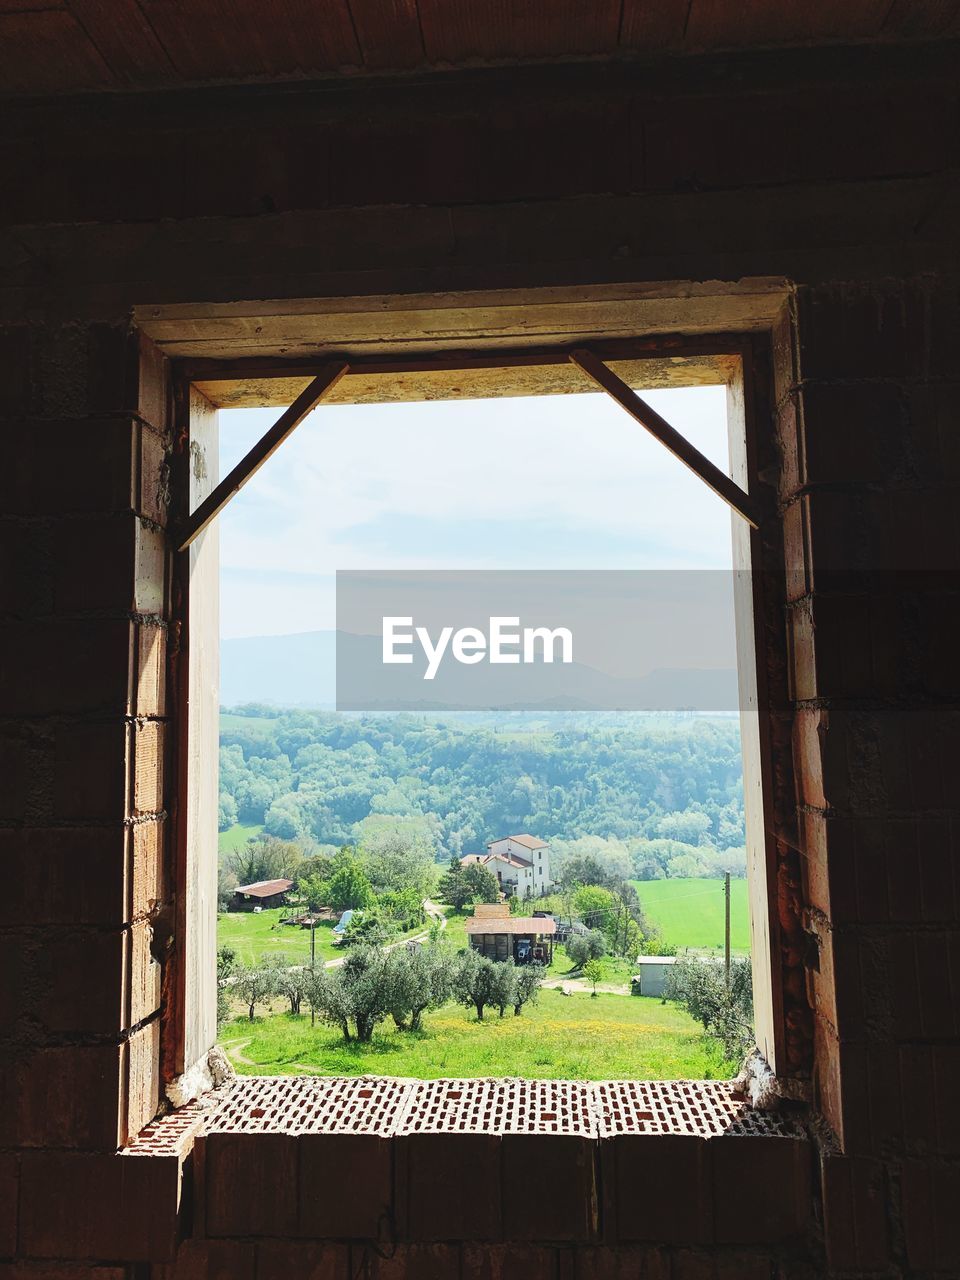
218;387;735;638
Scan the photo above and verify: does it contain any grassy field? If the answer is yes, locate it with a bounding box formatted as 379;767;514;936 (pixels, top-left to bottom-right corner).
218;822;264;854
632;877;750;953
221;987;730;1080
218;907;342;965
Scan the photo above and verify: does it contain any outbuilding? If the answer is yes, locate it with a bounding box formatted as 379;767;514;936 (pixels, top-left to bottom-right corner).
630;956;677;998
465;903;556;964
233;878;294;910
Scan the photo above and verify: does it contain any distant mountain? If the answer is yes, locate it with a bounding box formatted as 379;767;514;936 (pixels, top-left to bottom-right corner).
221;630;740;712
221;631;337;707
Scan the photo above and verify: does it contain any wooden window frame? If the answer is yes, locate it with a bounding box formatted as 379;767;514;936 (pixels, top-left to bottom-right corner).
161;308;795;1095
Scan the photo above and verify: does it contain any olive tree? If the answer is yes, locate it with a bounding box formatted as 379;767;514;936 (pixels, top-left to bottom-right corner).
232;962;276;1021
384;945;453;1031
453;948;500;1022
513;961;545;1015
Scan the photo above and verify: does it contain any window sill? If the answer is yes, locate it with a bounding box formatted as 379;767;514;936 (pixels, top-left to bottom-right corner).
127;1074;811;1250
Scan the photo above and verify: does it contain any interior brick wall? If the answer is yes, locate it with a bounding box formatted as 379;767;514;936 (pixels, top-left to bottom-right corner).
1;34;958;1280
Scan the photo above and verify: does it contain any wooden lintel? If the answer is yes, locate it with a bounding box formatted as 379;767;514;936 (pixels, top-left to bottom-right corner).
176;362;349;551
568;347;762;529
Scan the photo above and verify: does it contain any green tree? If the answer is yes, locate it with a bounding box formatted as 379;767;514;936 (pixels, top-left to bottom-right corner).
453;948;500;1021
232;962;275;1021
261;953;308;1015
491;957;518;1017
437;857;472;911
383;945;453;1031
216;946;237;1028
326;853;376;912
228;833;304;885
463;861;499;904
572;884;615;929
665;955;754;1062
565;929;607;969
513;962;544;1015
307;946;390;1042
342;909;393;948
583;958;603;997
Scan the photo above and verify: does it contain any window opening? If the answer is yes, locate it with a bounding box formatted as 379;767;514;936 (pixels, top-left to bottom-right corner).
185;350;772;1085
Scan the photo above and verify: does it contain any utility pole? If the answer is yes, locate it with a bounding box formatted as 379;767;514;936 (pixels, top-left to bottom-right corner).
310;918;316;1027
724;872;731;988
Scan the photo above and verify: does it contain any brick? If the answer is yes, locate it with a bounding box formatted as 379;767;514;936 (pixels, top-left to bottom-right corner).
138;332;170;437
0;418;136;516
136;622;167;715
126;1019;162;1142
0;933;24;1034
712;1137;811;1244
140;425;170;526
154;1240;256;1280
299;1134;391;1240
602;1134;712;1244
0;619;134;716
502;1134;595;1242
365;1244;460;1280
54;719;129;821
13;1043;124;1150
399;1132;501;1241
133;718;165;815
0;826;128;927
35;927;125;1035
256;1240;348;1280
906;383;960;483
572;1244;670;1280
132;817;166;918
830;1041;902;1158
0;518;53;619
800;382;907;485
796;282;927;382
0;725;32;821
19;1150;180;1260
0;1153;17;1258
203;1132;298;1237
54;514;166;614
0;1268;129;1280
902;1159;960;1271
821;1154;889;1271
462;1242;558;1280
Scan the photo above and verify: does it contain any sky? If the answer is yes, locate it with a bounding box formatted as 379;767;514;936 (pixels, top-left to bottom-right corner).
218;386;735;641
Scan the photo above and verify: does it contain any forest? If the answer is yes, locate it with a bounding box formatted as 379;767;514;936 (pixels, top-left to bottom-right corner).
218;708;747;881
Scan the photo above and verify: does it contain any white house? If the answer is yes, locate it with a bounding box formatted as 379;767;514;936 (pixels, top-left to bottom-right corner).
485;834;552;897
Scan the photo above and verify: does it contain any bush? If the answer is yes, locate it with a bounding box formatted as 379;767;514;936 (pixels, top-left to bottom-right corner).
232;962;276;1021
583;958;604;996
513;962;544;1015
307;946;389;1042
453;948;501;1022
664;955;754;1063
565;929;607;969
383;945;453;1031
342;909;393;948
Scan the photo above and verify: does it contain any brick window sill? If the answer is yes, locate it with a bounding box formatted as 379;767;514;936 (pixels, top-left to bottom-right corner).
113;1075;811;1260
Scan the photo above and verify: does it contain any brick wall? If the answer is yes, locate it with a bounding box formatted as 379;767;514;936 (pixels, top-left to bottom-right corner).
0;323;175;1256
1;35;958;1280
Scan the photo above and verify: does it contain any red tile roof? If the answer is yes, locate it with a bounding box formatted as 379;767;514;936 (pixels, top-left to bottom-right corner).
465;916;557;935
235;878;294;898
487;834;548;850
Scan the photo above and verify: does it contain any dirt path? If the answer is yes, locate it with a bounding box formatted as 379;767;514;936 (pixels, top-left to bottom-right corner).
543;976;631;996
222;1036;256;1066
322;898;445;969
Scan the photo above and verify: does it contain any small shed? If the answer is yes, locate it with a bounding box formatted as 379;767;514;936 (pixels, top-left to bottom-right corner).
630;956;677;997
233;878;294;910
465;903;557;964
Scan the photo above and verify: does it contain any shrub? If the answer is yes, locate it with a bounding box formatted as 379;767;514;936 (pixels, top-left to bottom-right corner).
565;929;607;968
383;945;453;1031
664;955;754;1062
453;948;501;1021
513;962;544;1015
583;958;604;996
307;946;389;1042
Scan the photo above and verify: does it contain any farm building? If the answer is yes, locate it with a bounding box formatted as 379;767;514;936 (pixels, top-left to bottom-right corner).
630;956;677;998
233;878;294;910
461;834;553;898
465;903;556;965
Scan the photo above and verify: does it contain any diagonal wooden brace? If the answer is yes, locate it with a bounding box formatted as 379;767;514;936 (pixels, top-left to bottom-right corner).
569;348;761;529
176;362;349;551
